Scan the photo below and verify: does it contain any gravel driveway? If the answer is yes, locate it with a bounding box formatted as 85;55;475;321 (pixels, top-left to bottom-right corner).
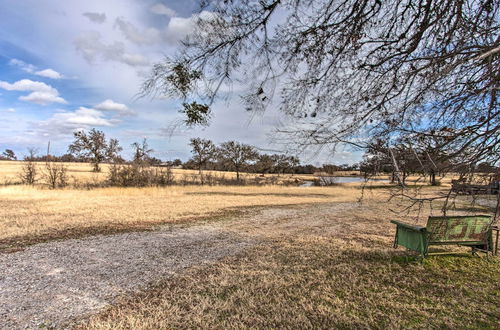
0;202;354;329
0;225;253;329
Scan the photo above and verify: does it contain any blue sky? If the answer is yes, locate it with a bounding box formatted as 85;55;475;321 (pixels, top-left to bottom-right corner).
0;0;362;164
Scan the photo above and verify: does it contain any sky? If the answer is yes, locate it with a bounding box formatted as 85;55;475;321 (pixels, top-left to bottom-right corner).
0;0;362;165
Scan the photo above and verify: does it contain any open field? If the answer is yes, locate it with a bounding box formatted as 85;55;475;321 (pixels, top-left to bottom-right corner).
2;198;498;328
0;160;316;186
79;201;499;329
1;160;498;328
0;184;386;251
0;160;465;187
0;160;486;252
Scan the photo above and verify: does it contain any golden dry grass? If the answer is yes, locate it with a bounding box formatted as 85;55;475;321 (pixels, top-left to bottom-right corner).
81;201;500;329
0;160;315;185
0;184;383;250
0;160;464;187
0;160;472;251
2;159;497;327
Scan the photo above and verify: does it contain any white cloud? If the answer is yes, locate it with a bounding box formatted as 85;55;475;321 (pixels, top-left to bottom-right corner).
19;91;67;105
34;107;116;136
9;58;64;79
95;99;134;114
121;53;149;66
164;16;195;43
3;108;16;113
63;107;113;126
114;17;161;45
0;79;67;105
150;3;176;17
35;69;63;79
0;79;55;93
164;11;216;43
74;31;149;66
9;59;36;73
83;12;106;24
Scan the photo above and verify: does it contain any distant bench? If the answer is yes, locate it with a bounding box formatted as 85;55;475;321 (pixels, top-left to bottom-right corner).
451;180;499;195
391;215;493;259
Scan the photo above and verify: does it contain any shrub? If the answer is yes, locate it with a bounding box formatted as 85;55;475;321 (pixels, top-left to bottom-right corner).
19;149;39;185
107;165;174;187
43;162;68;189
314;176;338;186
19;161;38;185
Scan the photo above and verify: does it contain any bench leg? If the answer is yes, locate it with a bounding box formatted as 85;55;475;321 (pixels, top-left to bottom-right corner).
393;228;398;249
470;245;491;259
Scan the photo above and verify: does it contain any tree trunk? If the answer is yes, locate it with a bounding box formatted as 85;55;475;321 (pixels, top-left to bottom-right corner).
430;170;436;186
93;162;101;172
198;165;204;185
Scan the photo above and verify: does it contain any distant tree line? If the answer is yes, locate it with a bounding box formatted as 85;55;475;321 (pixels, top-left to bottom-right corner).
359;138;500;186
1;129;363;176
4;128;499;191
182;138;362;181
7;129;497;185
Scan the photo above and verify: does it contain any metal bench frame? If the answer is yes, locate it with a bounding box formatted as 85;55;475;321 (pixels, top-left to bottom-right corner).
391;215;493;259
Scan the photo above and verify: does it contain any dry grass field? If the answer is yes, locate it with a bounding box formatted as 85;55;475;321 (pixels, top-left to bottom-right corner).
0;160;394;251
0;160;474;252
1;160;498;328
0;160;316;186
0;182;389;251
80;201;499;329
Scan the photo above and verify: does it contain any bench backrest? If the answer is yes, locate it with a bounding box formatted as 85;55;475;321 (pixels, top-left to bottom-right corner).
426;215;492;244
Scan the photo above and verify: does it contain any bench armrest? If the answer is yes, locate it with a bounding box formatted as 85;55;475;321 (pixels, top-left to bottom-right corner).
391;220;428;256
390;220;426;232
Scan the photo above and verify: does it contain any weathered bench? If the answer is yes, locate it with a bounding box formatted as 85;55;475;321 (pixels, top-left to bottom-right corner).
391;215;493;258
451;181;500;195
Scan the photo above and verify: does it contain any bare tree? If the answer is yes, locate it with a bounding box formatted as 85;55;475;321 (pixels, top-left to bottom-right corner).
218;141;258;181
43;162;68;189
271;154;300;176
131;138;154;166
142;0;499;166
107;138;123;163
68;129;122;172
19;148;38;185
189;138;217;182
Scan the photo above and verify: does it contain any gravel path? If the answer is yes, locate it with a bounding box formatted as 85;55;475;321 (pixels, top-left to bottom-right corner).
0;202;354;329
0;226;253;329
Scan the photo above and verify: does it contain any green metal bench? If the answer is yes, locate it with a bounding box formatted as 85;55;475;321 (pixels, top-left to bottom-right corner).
391;215;493;258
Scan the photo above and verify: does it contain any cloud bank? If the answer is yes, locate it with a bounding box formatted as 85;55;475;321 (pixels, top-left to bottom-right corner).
0;79;67;105
83;12;106;24
9;59;64;79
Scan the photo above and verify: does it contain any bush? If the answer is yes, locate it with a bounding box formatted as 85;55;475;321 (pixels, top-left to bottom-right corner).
107;165;174;187
314;176;338;186
43;162;68;189
19;161;38;185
